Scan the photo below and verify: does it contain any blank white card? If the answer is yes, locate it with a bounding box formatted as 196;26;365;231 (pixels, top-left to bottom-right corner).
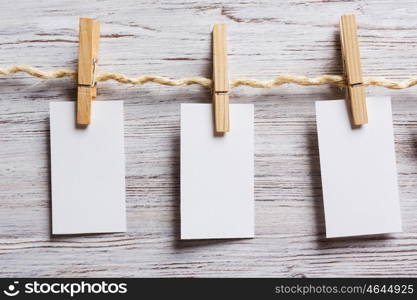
50;101;126;234
181;104;254;239
316;97;402;238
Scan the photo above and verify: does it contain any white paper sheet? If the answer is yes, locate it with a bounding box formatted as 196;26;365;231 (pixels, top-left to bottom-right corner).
315;97;402;238
180;104;254;239
50;101;126;234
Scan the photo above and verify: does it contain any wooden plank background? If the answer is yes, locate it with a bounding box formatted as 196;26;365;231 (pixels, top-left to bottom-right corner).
1;0;417;277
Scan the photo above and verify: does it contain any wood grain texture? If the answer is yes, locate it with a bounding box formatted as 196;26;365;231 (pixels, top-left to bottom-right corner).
213;24;230;133
341;14;368;125
1;0;417;277
77;18;99;125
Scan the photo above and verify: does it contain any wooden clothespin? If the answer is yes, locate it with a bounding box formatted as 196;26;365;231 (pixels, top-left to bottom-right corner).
340;14;368;126
212;24;230;134
77;18;100;125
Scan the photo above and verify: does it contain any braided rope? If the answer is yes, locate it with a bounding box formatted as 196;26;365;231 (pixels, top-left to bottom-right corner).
2;65;417;90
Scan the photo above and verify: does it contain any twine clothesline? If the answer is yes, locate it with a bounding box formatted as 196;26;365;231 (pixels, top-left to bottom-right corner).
1;65;417;90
